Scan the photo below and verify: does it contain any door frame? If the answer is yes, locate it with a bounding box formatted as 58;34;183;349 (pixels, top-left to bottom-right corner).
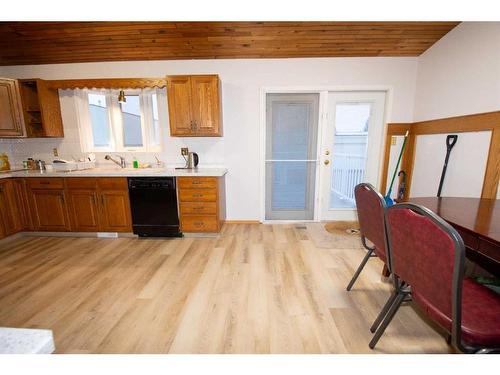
259;85;393;223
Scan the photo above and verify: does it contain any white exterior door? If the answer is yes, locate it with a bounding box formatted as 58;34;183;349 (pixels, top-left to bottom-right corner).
319;91;386;221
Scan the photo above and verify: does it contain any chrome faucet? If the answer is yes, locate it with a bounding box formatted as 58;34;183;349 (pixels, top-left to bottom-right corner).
105;155;126;168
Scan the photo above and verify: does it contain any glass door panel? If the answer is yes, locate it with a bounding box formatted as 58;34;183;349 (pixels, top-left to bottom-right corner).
265;93;319;220
320;91;386;221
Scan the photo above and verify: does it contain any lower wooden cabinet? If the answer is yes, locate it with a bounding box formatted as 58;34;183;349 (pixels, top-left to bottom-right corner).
66;177;132;233
12;178;32;230
177;176;226;233
98;184;132;232
23;177;132;233
67;189;100;232
0;179;23;237
29;189;71;231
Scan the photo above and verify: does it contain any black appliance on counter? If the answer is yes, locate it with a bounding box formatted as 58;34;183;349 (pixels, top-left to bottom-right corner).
128;177;182;237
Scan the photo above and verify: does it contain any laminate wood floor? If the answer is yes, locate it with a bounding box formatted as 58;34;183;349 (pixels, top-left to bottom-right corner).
0;224;452;354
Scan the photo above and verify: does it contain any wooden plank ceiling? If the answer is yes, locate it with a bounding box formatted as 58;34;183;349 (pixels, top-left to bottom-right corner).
0;22;459;65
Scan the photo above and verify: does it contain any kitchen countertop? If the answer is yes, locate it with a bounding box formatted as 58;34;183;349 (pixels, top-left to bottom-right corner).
0;167;228;179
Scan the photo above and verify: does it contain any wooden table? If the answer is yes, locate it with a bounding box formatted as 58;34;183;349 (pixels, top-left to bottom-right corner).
408;197;500;277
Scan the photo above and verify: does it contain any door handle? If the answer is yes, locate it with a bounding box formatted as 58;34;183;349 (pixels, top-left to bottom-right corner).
324;160;330;165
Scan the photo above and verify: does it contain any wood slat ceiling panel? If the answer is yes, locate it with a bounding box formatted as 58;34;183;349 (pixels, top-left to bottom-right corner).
0;21;459;65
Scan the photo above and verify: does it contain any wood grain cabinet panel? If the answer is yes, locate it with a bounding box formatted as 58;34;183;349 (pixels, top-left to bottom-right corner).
179;202;217;215
166;76;194;136
179;188;217;202
190;75;221;136
0;179;23;236
181;215;219;232
29;189;71;231
0;78;25;137
166;75;222;137
177;176;226;233
12;178;32;230
99;190;132;232
67;190;100;232
18;79;64;138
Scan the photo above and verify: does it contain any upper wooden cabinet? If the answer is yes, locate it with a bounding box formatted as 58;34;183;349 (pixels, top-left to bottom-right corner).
166;75;222;137
18;79;64;138
0;78;25;137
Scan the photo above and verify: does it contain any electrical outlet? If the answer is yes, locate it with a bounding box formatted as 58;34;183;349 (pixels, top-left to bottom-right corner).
391;136;397;146
181;147;189;156
53;148;59;157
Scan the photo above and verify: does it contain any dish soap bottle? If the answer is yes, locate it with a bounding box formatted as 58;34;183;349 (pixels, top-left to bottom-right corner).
133;157;139;169
0;153;11;171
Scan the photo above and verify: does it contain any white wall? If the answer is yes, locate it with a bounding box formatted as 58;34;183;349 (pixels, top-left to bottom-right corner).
412;22;500;199
414;22;500;121
411;131;491;198
0;57;418;220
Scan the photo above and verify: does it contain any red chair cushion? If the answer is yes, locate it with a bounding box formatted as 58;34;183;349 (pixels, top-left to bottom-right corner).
413;277;500;348
355;184;388;263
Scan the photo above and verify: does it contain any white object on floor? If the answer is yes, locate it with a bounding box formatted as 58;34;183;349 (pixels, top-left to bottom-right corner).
0;327;55;354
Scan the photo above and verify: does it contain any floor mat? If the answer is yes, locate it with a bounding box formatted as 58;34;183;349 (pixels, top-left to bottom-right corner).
306;222;362;249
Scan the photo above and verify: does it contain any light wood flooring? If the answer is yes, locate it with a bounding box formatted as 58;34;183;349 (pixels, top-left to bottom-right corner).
0;224;453;354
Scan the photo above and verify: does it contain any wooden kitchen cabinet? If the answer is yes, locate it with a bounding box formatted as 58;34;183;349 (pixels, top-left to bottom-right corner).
166;75;222;137
0;179;23;237
29;189;71;232
0;78;25;137
99;190;132;232
18;79;64;138
177;176;226;233
12;178;33;230
66;177;132;232
26;177;71;231
98;177;132;232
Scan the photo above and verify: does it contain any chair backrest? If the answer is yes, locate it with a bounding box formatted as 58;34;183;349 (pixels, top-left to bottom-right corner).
354;183;388;262
386;203;465;344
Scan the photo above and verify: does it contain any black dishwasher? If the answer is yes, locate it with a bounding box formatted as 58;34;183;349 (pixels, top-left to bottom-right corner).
128;177;182;237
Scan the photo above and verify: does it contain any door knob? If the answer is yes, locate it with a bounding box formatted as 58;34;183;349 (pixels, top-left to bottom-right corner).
324;160;330;165
325;150;330;155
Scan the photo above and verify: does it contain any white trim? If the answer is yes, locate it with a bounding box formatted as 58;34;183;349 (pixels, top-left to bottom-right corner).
260;85;393;223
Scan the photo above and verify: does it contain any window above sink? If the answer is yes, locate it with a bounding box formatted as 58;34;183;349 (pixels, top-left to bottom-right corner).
75;88;166;153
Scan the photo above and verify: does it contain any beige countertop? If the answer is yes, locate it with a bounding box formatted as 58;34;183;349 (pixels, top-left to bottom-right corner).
0;167;228;179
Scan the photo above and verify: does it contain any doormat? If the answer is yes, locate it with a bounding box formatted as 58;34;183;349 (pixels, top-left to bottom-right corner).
306;222;362;249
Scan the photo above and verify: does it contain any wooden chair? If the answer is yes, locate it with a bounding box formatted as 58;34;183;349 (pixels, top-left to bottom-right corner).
370;203;500;352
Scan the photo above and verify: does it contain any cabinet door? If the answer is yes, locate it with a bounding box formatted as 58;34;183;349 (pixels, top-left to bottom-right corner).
99;191;132;232
12;178;32;230
29;189;71;231
166;76;194;136
37;79;64;137
67;190;100;232
0;179;22;236
190;75;221;136
0;78;25;137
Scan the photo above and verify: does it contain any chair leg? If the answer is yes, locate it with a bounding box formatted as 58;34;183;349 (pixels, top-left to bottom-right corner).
370;291;399;333
346;248;374;291
369;291;405;349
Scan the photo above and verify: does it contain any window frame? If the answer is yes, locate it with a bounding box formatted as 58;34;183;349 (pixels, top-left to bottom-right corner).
75;88;164;153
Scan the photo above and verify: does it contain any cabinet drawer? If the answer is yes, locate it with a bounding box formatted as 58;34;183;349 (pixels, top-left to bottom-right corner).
97;177;128;191
181;215;219;232
66;177;97;190
179;188;217;202
27;178;64;190
180;202;217;215
178;177;217;189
